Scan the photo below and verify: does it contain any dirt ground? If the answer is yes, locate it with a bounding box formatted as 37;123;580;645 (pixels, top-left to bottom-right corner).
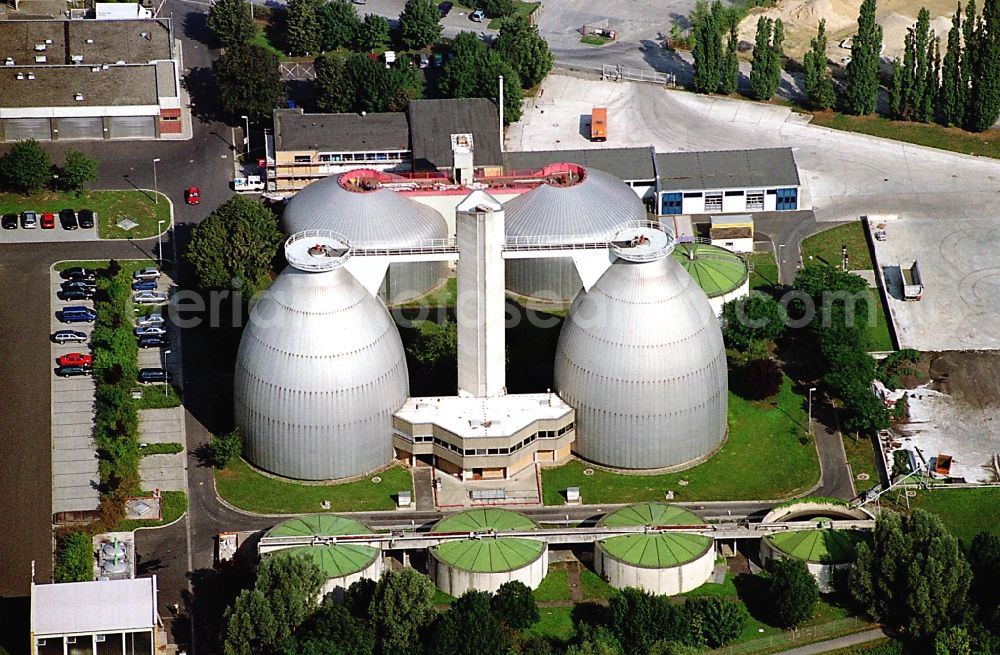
926;351;1000;410
738;0;960;63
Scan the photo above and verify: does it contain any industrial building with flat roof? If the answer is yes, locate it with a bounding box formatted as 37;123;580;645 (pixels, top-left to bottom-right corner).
0;18;183;141
31;577;160;655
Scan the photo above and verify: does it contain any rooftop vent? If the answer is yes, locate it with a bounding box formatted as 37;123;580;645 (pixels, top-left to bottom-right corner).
44;39;53;44
71;55;83;63
74;93;84;101
35;55;46;63
34;44;46;52
85;38;94;44
27;72;35;80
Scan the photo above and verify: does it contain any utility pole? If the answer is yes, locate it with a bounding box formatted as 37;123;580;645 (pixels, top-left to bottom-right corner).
498;75;504;153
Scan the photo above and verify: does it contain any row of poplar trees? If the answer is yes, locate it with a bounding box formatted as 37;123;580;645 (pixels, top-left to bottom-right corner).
889;0;1000;132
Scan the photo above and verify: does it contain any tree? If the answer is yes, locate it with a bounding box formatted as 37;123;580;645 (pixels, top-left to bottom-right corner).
935;626;972;655
608;587;687;654
683;597;748;648
719;25;739;95
962;0;978;120
207;429;242;468
0;139;52;193
850;509;972;640
967;0;1000;131
255;554;326;645
207;0;257;48
769;18;785;98
480;0;515;18
355;14;390;51
224;589;279;655
566;625;624;655
291;602;374;655
721;293;787;349
345;54;424;113
399;0;442;50
732;357;783;400
844;0;883;115
491;580;539;629
186;195;285;293
286;0;322;55
60;150;98;192
430;591;510;655
888;57;906;118
803;19;836;109
370;568;436;655
967;532;1000;615
214;45;284;122
316;0;361;50
907;8;932;122
764;558;819;628
55;532;95;582
439;32;523;123
315;54;354;113
750;18;774;100
495;16;554;89
691;1;724;94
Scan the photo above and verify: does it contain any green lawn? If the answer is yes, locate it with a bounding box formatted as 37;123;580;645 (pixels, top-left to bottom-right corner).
865;288;895;352
679;572;738;597
0;190;171;240
488;1;540;28
801;222;873;271
580;34;612;46
397;277;456;308
842;433;880;494
748;251;779;290
579;568;615;601
215;457;414;513
139;442;183;456
524;606;576;642
431;588;456;607
810;110;1000;161
541;376;820;505
533;569;572;602
906;488;1000;544
136;383;182;410
117;490;187;532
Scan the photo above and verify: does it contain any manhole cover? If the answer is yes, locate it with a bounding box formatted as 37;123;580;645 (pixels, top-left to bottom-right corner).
856;473;870;481
583;468;595;476
371;476;382;483
905;490;916;497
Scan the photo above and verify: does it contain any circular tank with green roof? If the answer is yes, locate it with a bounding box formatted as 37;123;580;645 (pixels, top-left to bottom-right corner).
671;242;750;316
429;508;548;596
595;503;716;595
264;515;383;599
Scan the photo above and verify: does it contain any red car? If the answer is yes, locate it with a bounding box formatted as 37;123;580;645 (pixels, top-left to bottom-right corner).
57;352;93;367
185;186;200;205
40;212;55;229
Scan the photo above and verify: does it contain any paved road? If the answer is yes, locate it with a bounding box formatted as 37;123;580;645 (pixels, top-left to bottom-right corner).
772;628;888;655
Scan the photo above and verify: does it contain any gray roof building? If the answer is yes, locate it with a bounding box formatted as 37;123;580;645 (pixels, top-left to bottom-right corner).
503;147;656;182
0;65;160;108
273;108;410;153
31;577;159;638
408;98;501;170
656;148;800;191
0;19;173;66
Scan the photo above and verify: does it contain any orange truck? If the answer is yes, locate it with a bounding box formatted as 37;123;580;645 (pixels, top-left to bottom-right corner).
591;107;607;141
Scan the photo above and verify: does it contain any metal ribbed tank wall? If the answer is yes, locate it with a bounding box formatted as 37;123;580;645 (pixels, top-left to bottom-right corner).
282;169;449;304
428;508;548;596
234;266;409;480
504;164;647;302
554;254;728;470
595;503;715;595
263;515;383;601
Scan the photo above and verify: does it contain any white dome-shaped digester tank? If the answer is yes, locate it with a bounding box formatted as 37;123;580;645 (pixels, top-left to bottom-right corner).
503;164;647;303
234;234;409;480
554;228;728;470
282;169;449;304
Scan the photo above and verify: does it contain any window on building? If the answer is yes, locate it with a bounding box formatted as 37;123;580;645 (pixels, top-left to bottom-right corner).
724;190;744;196
746;190;764;210
704;193;723;212
487;448;499;455
683;192;703;198
293;155;310;163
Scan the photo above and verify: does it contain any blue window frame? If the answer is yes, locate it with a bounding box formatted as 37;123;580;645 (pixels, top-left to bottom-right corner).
776;187;798;211
661;192;682;215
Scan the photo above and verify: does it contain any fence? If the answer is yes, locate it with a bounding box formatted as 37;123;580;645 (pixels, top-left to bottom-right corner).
279;62;316;81
602;64;676;86
706;618;878;655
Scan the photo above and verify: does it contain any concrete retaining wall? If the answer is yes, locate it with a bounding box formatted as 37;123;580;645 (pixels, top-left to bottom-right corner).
594;542;715;596
759;538;848;593
320;555;384;602
428;545;548;596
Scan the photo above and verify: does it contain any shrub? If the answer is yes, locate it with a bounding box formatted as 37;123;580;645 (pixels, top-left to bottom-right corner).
731;357;782;400
209;429;243;468
55;532;94;582
479;0;515;18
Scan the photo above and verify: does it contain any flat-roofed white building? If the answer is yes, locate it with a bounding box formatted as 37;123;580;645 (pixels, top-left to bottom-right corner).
31;577;160;655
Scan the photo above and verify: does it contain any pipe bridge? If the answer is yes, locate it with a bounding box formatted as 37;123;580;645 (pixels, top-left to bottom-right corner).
258;520;876;553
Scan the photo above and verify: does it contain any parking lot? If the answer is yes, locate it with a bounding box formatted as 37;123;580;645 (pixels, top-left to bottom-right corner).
2;210;100;244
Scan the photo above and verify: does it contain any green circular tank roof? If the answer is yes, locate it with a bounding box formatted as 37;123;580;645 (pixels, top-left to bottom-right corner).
267;514;372;538
597;503;712;568
766;527;866;564
671;242;749;297
431;508;544;573
266;515;378;578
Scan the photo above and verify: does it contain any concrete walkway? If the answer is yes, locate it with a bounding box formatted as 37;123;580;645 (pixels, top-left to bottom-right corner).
771;628;888;655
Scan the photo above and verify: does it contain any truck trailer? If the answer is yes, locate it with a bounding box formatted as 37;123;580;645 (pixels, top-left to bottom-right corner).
901;260;923;300
591;107;607;141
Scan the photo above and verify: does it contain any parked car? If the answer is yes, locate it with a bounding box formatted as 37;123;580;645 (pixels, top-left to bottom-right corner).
40;213;55;229
134;325;167;337
21;211;37;229
438;1;452;16
433;52;444;67
57;352;93;367
132;267;161;281
418;53;430;68
137;368;169;383
1;213;17;229
133;291;168;304
470;9;485;21
59;209;78;230
60;267;97;281
77;209;95;229
136;313;164;328
61;280;96;292
131;279;158;291
60;307;97;323
56;366;93;377
185;186;200;205
52;330;88;344
60;288;95;301
138;335;168;349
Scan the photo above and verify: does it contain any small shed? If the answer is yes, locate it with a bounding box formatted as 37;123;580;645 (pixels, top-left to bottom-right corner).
709;214;754;253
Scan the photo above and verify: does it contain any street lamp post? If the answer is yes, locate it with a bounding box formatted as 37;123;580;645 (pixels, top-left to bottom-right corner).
241;115;250;156
777;243;786;284
808;386;817;436
157;219;165;266
163;349;172;397
152;158;161;204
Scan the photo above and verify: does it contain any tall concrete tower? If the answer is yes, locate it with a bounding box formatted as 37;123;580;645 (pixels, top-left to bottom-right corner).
455;191;506;398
